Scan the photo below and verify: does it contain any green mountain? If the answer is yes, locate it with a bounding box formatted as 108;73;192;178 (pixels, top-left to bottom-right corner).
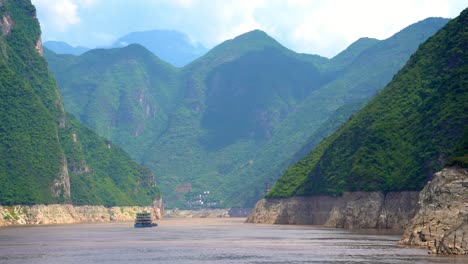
44;44;182;161
267;9;467;199
111;29;207;67
45;17;448;207
0;0;159;206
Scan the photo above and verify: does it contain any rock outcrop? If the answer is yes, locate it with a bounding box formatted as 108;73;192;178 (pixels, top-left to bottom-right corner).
399;167;468;255
0;203;163;227
0;13;13;36
246;191;419;230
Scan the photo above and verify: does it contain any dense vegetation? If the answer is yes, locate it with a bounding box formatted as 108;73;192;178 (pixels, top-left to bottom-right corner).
0;0;159;206
46;16;448;207
61;114;160;206
267;9;467;198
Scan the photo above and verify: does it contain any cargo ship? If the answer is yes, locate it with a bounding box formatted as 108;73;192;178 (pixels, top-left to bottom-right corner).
134;212;158;228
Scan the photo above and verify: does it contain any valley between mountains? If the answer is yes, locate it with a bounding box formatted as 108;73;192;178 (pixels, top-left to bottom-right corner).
45;17;449;208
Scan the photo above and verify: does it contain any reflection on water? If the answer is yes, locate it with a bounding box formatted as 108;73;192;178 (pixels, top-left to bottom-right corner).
0;218;466;264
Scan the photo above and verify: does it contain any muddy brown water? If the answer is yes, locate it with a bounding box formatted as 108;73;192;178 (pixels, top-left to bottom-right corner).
0;218;466;263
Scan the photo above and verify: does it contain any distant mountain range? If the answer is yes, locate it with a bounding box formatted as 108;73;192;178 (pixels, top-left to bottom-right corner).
43;41;90;55
111;30;207;67
45;17;449;208
44;29;208;67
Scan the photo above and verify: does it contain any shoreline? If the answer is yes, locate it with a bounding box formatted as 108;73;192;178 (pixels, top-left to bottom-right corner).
0;204;162;227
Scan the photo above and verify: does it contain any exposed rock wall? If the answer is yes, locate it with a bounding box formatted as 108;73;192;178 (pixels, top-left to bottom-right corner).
399;167;468;255
51;155;71;199
246;191;419;230
1;13;13;36
35;36;43;56
0;203;162;227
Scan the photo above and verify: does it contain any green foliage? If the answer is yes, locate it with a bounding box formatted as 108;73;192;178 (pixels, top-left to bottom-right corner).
0;0;160;206
60;114;160;206
268;9;468;198
0;0;65;205
45;18;448;207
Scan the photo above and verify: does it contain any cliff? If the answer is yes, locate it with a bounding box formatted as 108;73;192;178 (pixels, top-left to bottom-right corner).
247;167;467;255
246;191;419;230
0;199;163;226
400;167;468;255
0;0;161;207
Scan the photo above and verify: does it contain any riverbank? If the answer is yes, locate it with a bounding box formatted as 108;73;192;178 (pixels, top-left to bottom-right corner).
163;208;252;218
246;167;468;255
246;191;419;230
0;203;162;227
399;167;468;255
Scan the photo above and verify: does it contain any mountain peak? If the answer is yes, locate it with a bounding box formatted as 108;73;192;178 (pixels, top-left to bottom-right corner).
111;29;207;67
228;29;283;49
234;29;271;40
189;29;287;68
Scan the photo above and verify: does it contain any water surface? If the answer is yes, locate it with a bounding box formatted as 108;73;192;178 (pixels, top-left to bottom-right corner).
0;218;466;263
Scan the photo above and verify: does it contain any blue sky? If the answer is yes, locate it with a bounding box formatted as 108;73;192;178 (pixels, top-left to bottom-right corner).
32;0;467;58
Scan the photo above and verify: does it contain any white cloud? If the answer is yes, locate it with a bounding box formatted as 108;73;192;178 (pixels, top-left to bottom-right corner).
81;0;98;7
32;0;468;56
91;32;116;45
32;0;99;32
210;0;267;43
169;0;195;8
32;0;80;32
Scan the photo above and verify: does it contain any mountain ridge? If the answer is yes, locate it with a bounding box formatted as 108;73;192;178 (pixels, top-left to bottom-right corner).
43;40;89;55
111;29;207;67
45;17;449;207
266;9;467;199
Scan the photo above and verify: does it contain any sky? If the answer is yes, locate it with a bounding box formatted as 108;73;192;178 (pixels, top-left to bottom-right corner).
31;0;467;58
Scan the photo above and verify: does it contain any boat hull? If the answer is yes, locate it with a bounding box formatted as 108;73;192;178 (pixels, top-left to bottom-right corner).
134;223;158;228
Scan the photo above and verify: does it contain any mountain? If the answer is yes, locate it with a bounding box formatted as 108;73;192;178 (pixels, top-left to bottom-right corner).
267;9;467;199
43;40;89;55
0;0;159;206
44;44;181;162
45;18;448;208
111;29;207;67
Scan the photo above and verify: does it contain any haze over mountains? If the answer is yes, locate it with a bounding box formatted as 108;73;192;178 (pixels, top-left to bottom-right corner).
111;30;208;67
43;40;90;56
44;29;208;67
45;17;449;207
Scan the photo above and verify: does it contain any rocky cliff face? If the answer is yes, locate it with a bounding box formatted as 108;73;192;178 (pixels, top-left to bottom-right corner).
247;167;467;255
399;167;468;255
246;191;419;230
0;202;163;226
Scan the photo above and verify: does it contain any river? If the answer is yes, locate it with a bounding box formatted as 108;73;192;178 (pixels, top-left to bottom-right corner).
0;218;466;263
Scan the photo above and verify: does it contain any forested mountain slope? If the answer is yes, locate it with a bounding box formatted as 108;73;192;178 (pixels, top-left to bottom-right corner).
267;9;467;198
0;0;159;206
46;17;448;207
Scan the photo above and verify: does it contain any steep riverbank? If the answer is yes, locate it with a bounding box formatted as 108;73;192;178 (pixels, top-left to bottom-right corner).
246;191;419;230
399;167;468;255
0;199;163;226
246;167;467;255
